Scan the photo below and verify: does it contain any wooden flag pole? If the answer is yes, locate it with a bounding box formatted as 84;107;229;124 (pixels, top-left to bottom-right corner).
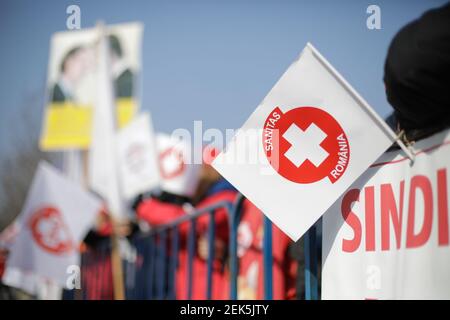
83;147;125;300
110;217;125;300
96;21;126;300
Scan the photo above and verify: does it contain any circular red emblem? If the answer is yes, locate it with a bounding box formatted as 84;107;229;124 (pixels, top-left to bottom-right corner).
158;147;186;179
28;206;74;255
262;106;350;184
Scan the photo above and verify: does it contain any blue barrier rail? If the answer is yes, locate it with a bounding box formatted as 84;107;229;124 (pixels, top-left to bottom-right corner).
79;194;320;300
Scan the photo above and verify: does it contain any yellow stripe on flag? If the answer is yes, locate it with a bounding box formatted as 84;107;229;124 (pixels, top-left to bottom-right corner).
39;98;137;150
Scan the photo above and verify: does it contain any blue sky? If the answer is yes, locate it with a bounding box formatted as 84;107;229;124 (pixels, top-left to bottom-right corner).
0;0;447;157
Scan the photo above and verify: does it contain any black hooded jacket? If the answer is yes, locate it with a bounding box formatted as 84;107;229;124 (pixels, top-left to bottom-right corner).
384;3;450;142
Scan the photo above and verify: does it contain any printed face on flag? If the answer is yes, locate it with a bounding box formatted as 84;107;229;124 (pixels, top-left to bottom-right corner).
212;43;396;241
39;22;143;150
4;162;101;288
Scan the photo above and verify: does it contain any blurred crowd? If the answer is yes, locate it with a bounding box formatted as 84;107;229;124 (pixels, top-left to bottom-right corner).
78;141;300;300
1;2;450;300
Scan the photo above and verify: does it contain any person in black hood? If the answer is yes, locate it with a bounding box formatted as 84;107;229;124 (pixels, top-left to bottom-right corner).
384;2;450;142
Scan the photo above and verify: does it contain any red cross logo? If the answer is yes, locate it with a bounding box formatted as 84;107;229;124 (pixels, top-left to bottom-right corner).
262;106;350;184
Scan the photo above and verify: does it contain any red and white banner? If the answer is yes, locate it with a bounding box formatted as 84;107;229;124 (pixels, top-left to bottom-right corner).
322;129;450;299
213;43;399;241
3;161;101;288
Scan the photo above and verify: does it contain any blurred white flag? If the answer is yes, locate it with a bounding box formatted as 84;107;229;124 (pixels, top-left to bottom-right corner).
63;150;84;183
88;27;124;217
3;161;101;289
156;133;201;198
117;112;160;200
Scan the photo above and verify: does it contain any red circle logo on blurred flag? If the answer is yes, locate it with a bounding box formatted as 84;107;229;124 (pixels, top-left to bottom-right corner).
262;106;350;184
159;147;186;179
202;146;220;165
28;206;74;255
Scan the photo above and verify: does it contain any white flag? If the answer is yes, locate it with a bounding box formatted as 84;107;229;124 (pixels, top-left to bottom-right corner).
4;161;101;288
156;133;201;198
212;43;403;241
117;112;160;200
88;26;124;217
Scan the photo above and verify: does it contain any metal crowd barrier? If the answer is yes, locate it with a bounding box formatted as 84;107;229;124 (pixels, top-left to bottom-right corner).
79;194;320;300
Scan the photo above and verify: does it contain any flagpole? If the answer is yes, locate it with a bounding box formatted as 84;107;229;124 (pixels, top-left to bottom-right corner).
306;42;416;163
110;217;125;300
63;149;86;300
94;20;126;301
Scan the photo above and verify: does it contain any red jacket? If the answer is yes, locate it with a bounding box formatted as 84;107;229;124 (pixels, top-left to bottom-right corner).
80;207;114;300
81;245;114;300
183;188;236;300
237;199;297;300
0;251;6;279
